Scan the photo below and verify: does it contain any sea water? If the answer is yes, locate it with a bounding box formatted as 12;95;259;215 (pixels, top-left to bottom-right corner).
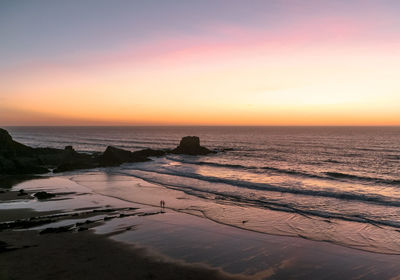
6;126;400;254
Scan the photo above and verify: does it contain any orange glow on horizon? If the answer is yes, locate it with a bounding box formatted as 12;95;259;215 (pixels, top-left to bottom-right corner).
1;13;399;126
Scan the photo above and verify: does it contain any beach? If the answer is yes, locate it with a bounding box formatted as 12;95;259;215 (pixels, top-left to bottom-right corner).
3;0;400;278
1;173;400;280
0;178;241;280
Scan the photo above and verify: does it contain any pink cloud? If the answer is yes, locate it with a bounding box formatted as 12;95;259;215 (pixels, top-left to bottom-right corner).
2;12;399;79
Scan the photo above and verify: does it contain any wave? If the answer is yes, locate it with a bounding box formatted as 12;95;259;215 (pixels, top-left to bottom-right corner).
166;158;252;170
15;136;175;151
116;169;400;231
166;156;309;176
325;172;400;186
324;159;342;163
166;157;400;186
386;155;400;160
121;165;400;208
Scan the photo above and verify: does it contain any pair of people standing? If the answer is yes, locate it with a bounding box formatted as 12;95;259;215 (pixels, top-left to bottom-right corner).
160;200;166;208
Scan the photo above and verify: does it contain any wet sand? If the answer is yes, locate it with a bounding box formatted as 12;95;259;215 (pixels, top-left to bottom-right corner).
0;229;240;280
1;175;400;280
0;190;241;280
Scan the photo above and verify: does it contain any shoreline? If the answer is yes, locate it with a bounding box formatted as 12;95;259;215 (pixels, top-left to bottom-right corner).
71;169;400;256
0;188;244;280
1;175;400;279
0;229;242;280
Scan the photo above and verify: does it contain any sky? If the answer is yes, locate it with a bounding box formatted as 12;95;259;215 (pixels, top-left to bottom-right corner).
1;0;399;126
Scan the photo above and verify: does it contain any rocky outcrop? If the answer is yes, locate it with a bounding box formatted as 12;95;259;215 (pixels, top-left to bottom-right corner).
132;148;167;158
0;128;216;176
53;146;98;173
99;146;149;166
171;136;214;155
102;146;134;165
0;129;50;174
0;128;35;157
34;191;56;200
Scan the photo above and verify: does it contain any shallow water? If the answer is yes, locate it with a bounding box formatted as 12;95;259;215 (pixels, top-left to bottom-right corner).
6;126;400;254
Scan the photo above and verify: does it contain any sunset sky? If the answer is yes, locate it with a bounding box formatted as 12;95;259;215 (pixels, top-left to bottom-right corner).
1;0;399;126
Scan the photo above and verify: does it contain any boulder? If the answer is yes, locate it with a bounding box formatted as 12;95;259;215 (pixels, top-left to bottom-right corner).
53;146;97;173
171;136;213;155
100;146;133;165
132;148;166;158
34;191;56;200
99;146;149;166
63;145;75;154
18;189;28;196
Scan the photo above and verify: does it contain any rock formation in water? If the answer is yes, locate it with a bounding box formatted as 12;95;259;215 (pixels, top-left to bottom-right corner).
53;146;98;173
0;128;215;176
171;136;214;155
98;146;150;166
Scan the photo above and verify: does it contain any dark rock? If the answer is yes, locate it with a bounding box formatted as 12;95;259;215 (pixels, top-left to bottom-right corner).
18;189;28;196
181;136;200;148
53;146;97;173
34;191;56;200
13;159;49;174
218;148;234;152
0;128;216;175
101;146;133;165
53;160;96;173
0;156;16;173
99;146;149;166
171;136;214;155
35;147;65;166
0;156;49;175
39;226;72;234
0;128;35;158
138;211;162;216
0;128;97;174
132;148;166;158
0;218;55;230
64;146;74;153
0;129;52;174
0;240;15;253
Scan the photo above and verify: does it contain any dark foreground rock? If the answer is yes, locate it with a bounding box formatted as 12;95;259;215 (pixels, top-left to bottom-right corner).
0;128;35;158
0;128;216;175
0;128;63;175
34;191;56;200
172;136;214;155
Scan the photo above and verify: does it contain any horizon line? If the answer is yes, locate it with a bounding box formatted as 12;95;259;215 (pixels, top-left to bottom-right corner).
3;124;400;128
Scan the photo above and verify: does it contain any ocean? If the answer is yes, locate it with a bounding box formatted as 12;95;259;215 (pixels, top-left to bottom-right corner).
6;126;400;254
